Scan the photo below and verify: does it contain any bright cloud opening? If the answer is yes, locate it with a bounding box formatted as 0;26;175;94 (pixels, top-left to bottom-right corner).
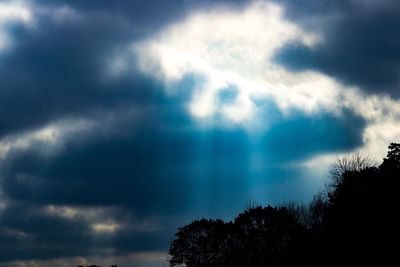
135;1;334;123
0;0;33;50
0;1;32;24
133;0;400;164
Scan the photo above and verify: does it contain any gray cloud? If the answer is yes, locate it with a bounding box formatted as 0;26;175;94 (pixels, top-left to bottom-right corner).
0;201;174;263
275;0;400;96
0;6;160;138
0;0;378;264
0;104;366;261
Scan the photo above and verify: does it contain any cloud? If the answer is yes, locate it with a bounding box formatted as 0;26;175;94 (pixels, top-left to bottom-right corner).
1;0;400;264
0;1;163;139
0;118;94;159
133;0;400;163
0;0;33;51
275;0;400;97
0;200;174;262
0;1;32;24
0;97;366;260
135;1;334;124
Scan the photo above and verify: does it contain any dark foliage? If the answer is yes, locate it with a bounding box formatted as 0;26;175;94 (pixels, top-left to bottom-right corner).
169;143;400;266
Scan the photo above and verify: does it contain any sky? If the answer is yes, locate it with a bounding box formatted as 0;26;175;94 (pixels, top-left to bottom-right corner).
0;0;400;266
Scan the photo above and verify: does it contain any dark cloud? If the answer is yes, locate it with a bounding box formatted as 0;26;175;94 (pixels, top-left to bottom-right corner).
34;0;247;33
0;202;175;262
0;121;247;212
0;103;366;261
275;0;400;96
0;203;91;261
0;0;249;139
0;8;162;138
0;0;374;263
0;105;365;208
260;108;366;162
274;0;350;18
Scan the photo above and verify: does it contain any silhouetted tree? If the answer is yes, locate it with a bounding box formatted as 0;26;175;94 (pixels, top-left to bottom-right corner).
317;144;400;266
233;206;306;267
169;207;306;267
169;219;228;267
328;152;374;190
381;142;400;169
169;143;400;267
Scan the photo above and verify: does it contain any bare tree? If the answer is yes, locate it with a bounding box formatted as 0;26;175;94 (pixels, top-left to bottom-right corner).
286;192;328;229
328;152;375;189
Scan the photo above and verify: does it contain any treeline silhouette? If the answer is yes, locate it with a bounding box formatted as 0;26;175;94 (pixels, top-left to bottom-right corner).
169;143;400;267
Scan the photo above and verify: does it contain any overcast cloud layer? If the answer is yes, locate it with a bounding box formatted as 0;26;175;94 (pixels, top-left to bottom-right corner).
1;0;400;266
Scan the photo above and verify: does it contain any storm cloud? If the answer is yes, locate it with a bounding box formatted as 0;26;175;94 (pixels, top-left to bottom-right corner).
275;0;400;96
0;0;399;266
